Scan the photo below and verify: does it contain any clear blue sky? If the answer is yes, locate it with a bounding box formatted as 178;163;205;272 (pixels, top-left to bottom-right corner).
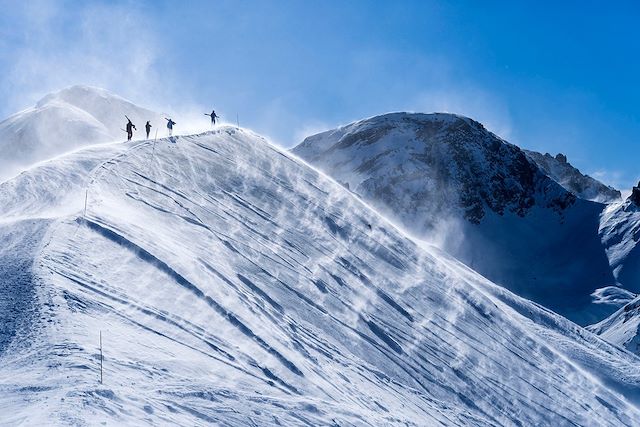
1;1;639;189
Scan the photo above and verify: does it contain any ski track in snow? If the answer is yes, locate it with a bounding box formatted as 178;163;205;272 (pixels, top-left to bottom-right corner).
0;127;639;425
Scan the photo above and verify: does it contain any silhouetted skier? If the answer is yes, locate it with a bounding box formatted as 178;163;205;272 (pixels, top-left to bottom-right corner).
205;110;219;126
145;121;152;139
165;117;176;136
125;116;136;141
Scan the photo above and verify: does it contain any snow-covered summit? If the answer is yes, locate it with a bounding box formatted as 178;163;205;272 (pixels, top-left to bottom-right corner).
293;112;620;325
2;126;640;425
0;85;163;182
294;112;575;224
524;150;621;203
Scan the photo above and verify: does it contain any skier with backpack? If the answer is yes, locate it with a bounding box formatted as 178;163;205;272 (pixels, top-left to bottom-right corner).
145;121;152;139
165;117;176;136
205;110;219;126
125;116;136;141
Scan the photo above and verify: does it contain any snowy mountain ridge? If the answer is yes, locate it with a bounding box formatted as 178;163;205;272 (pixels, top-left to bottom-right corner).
1;124;640;425
0;85;163;183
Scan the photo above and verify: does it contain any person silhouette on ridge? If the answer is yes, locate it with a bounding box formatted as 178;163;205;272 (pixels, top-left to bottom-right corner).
205;110;219;126
145;121;152;139
165;117;176;136
125;117;136;141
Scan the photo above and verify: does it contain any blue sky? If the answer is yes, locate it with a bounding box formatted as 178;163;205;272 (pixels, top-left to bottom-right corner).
1;0;639;189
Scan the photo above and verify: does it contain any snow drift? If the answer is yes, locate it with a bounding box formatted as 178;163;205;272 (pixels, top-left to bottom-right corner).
1;127;639;425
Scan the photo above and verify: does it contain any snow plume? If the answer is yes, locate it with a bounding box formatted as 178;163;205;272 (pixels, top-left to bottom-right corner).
0;1;160;116
412;86;513;142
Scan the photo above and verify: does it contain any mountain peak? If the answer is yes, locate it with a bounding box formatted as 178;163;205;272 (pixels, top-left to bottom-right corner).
0;86;163;182
295;111;572;225
35;85;120;108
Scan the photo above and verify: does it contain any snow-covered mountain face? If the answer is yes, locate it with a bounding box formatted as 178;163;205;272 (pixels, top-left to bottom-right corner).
2;127;640;426
524;150;621;203
588;193;640;354
600;194;640;291
0;85;163;182
293;113;619;325
589;295;640;355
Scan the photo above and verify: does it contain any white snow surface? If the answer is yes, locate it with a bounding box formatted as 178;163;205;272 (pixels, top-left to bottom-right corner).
293;113;619;325
1;127;640;425
587;200;640;353
0;86;163;182
589;296;640;356
599;199;640;290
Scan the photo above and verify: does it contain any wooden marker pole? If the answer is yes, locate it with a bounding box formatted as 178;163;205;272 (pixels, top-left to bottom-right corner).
100;330;103;385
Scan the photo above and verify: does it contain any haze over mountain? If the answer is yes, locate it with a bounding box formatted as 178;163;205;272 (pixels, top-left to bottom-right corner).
293;112;629;325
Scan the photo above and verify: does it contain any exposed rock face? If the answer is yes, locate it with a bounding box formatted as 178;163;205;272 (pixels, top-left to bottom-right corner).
525;150;621;204
629;182;640;206
295;113;575;226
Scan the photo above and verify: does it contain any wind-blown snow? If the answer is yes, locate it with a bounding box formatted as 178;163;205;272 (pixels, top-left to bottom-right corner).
0;127;639;425
0;86;163;183
293;112;619;324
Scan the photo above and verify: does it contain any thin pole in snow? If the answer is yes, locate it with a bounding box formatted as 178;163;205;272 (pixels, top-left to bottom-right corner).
83;189;88;218
236;113;240;128
149;129;159;168
100;330;103;385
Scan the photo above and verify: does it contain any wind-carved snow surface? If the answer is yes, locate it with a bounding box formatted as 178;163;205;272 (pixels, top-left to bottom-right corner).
1;128;640;425
293;113;621;325
0;86;163;182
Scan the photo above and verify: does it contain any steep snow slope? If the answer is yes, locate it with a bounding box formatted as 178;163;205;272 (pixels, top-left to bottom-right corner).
293;113;617;325
0;86;163;182
589;296;640;355
1;127;640;426
600;198;640;291
524;150;621;203
589;196;640;354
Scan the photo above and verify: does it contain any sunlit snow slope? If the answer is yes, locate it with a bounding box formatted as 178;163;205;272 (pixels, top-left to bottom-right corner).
0;85;163;182
1;128;640;426
589;198;640;354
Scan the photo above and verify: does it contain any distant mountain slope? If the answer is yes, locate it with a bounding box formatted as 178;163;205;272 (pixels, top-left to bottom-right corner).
0;85;163;182
589;295;640;355
524;150;621;203
1;127;639;425
588;188;640;354
293;112;618;325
